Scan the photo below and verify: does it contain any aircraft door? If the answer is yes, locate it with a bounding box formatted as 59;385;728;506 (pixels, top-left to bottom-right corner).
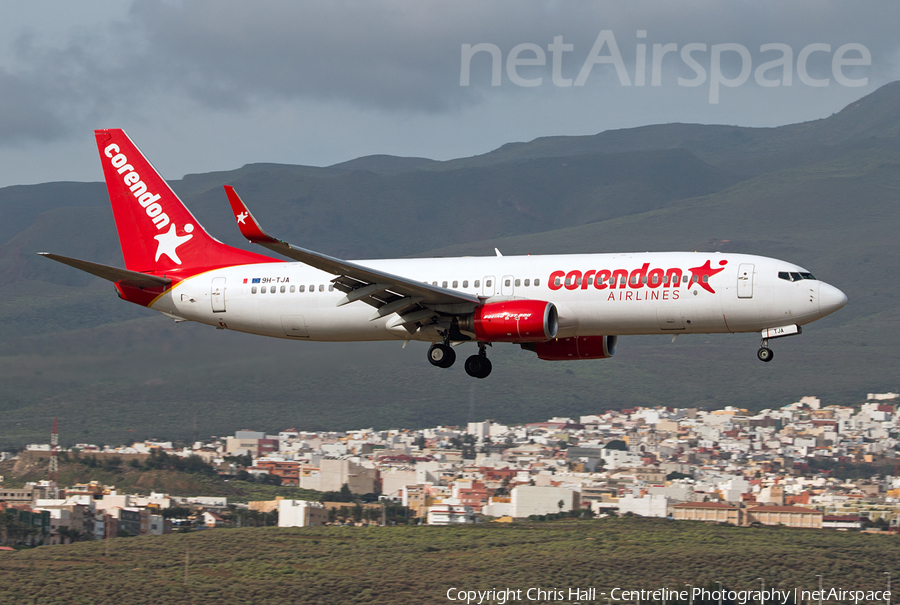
501;275;514;296
737;264;754;299
482;276;496;297
211;277;226;312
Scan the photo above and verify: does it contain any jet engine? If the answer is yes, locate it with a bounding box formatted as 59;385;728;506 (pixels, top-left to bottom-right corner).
522;335;617;360
459;300;558;342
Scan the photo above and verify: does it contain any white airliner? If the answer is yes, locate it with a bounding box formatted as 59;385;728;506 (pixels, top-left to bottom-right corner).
41;129;847;378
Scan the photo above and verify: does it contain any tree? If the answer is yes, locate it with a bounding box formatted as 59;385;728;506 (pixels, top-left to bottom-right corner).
162;507;192;519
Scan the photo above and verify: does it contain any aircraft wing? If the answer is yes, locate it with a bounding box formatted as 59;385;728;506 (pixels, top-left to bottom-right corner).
224;187;482;324
38;253;172;288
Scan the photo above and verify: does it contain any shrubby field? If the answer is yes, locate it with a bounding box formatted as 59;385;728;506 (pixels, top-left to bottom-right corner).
0;517;897;605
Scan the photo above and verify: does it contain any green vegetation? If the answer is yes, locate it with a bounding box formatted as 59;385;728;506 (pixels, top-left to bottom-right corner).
1;455;322;503
0;517;897;604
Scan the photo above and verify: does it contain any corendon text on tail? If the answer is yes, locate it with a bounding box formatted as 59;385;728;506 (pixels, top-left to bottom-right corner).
40;129;848;379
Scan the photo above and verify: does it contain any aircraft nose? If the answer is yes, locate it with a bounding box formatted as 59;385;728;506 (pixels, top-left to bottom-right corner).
818;282;848;317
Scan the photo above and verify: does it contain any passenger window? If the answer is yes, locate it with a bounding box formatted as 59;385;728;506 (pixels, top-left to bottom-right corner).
309;284;314;291
621;278;627;286
328;284;334;292
702;276;709;283
515;279;521;287
486;280;492;287
433;281;438;286
651;276;658;285
463;280;469;288
251;286;258;294
692;275;699;283
290;285;295;293
642;276;648;284
524;279;530;287
534;278;540;287
505;279;511;287
280;285;286;293
442;281;448;288
299;285;305;292
474;280;481;288
319;284;324;292
683;275;688;283
452;280;458;288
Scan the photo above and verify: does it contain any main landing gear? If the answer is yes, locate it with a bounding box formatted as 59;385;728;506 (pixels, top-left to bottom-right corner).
464;343;492;379
427;343;456;368
426;340;492;378
757;337;774;363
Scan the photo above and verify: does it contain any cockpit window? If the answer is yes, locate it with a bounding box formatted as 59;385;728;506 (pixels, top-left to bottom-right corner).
779;271;817;282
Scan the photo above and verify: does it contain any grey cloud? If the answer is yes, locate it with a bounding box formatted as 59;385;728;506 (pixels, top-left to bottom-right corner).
0;0;898;148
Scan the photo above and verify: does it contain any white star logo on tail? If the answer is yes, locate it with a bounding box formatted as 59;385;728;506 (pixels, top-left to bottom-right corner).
154;224;194;265
236;211;249;224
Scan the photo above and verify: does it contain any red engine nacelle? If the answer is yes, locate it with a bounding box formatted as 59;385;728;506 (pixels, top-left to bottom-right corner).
523;335;618;360
460;300;558;343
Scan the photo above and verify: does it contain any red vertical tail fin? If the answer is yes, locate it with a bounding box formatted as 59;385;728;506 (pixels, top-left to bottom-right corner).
95;129;275;274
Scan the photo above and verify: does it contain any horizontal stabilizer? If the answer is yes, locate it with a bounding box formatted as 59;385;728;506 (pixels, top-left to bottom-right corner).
38;253;171;288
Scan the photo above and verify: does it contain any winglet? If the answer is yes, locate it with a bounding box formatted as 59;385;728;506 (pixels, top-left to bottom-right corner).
224;186;281;244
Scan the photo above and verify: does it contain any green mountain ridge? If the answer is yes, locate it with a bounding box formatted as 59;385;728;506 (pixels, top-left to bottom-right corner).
0;83;898;448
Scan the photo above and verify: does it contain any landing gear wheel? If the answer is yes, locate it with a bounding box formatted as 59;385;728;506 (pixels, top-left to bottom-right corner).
464;355;492;379
427;343;456;368
757;347;774;362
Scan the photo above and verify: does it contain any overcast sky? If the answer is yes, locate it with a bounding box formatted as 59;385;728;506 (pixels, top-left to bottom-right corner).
0;0;898;188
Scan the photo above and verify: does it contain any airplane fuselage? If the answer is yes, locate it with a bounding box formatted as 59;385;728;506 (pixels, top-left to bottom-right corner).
151;251;844;343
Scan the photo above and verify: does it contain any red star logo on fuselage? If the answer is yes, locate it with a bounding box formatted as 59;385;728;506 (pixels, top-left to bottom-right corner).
687;259;728;293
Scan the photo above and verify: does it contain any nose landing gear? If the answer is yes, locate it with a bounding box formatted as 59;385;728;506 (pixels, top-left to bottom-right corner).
757;346;774;362
464;342;492;379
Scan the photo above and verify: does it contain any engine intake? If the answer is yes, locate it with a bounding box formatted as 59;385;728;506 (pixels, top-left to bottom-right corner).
460;300;558;342
522;335;618;360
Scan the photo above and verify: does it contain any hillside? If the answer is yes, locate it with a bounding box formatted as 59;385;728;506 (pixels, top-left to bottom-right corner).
0;455;320;502
0;83;898;447
436;81;900;176
0;518;897;605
